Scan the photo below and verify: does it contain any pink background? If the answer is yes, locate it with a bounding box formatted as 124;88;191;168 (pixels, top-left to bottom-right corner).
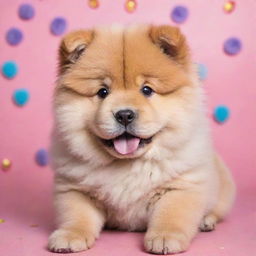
0;0;255;255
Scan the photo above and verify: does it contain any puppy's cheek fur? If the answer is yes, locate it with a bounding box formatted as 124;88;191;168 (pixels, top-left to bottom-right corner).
54;97;109;162
90;102;121;139
55;100;89;133
166;88;203;129
133;103;164;137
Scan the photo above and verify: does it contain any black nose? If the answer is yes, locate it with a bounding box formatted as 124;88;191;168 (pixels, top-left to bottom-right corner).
115;109;135;126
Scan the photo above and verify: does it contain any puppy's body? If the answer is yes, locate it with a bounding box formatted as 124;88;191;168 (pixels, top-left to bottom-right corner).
49;25;235;254
52;117;215;232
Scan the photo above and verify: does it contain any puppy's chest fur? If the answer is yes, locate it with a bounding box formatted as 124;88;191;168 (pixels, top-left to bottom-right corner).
57;149;198;231
85;160;171;230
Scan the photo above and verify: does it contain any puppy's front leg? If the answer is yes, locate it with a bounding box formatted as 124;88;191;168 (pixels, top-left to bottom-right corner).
145;189;206;254
48;190;105;253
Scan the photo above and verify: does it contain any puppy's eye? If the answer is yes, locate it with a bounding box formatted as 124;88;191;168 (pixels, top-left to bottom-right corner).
141;85;154;97
97;87;109;99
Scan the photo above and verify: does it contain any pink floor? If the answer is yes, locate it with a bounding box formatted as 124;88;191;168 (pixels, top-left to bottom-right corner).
0;167;255;256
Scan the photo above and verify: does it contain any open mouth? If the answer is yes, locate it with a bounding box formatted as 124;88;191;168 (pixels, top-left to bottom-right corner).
101;132;153;155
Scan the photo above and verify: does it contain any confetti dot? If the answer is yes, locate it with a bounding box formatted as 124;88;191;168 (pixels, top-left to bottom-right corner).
88;0;99;9
18;3;35;20
50;17;67;36
1;61;18;79
197;63;208;81
13;89;30;106
6;28;23;46
171;6;189;24
224;1;235;13
125;0;137;13
214;105;230;123
2;159;11;170
224;37;242;55
0;219;5;224
35;149;49;166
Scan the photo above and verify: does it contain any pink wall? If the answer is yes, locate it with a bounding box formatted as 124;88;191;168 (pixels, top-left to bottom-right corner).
0;0;255;220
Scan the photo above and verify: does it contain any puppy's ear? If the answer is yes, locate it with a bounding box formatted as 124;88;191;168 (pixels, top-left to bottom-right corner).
149;25;190;68
58;30;94;74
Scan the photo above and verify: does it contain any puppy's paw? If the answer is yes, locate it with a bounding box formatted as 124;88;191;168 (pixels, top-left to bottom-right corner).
199;214;217;232
144;231;190;255
48;228;96;253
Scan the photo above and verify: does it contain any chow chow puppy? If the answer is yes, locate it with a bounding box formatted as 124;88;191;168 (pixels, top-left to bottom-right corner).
48;24;235;254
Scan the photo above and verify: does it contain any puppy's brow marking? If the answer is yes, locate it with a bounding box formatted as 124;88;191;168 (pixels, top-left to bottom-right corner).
79;68;112;80
142;74;158;79
59;86;86;97
77;77;105;81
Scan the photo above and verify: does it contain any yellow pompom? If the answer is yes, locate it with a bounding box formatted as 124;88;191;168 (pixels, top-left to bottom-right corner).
2;158;11;170
88;0;99;9
224;1;235;13
125;0;137;13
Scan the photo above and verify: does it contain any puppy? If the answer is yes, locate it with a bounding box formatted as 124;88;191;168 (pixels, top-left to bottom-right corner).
48;25;235;254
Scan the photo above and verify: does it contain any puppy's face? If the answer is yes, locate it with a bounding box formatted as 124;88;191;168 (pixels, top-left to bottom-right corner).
54;25;200;161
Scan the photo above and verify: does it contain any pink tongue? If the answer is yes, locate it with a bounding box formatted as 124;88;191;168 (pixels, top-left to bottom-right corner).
113;137;140;155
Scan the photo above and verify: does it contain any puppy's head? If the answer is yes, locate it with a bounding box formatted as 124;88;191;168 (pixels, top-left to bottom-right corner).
54;25;201;163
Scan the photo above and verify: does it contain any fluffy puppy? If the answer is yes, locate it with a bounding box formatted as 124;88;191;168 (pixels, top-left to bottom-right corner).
48;25;235;254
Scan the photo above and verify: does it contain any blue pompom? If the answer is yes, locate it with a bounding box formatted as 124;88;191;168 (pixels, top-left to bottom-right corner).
214;105;230;123
50;17;67;36
18;4;35;20
35;149;49;166
13;89;30;106
197;63;208;81
1;61;18;79
171;6;189;24
224;37;242;55
6;28;23;46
